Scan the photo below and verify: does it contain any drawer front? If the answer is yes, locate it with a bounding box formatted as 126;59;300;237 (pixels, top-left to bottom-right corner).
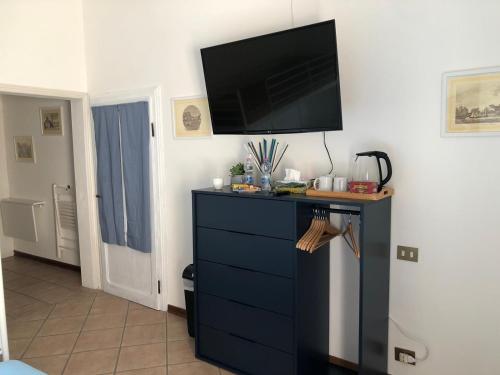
195;194;295;239
198;325;294;375
198;293;293;353
197;227;294;278
197;260;293;316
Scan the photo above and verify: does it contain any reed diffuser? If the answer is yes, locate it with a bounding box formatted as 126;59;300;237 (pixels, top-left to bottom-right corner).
245;138;289;182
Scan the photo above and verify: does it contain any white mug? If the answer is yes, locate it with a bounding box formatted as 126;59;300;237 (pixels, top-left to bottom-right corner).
213;177;224;190
313;175;333;191
333;177;348;192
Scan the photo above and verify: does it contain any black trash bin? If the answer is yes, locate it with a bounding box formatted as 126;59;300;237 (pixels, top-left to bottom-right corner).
182;264;195;337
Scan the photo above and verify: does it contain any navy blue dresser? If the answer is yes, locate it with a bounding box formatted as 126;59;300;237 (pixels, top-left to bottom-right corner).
192;188;391;375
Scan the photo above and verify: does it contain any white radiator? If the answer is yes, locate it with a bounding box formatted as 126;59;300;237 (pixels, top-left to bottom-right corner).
53;184;79;261
0;198;44;242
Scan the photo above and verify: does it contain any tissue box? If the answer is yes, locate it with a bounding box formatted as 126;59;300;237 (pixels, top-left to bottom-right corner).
274;181;310;194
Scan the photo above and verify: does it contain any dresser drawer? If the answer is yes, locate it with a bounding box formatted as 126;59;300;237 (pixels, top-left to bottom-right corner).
197;227;294;278
197;260;293;316
195;194;295;239
198;325;294;375
198;293;293;353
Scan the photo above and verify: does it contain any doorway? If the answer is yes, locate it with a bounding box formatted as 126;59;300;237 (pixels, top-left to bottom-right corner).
91;88;165;310
0;94;80;266
0;92;169;366
0;84;167;362
0;84;102;293
0;84;100;360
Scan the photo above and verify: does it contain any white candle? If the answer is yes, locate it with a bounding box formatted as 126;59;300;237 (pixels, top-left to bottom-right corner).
213;177;224;190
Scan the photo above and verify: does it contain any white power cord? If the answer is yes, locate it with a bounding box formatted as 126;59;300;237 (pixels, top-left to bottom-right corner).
389;316;430;362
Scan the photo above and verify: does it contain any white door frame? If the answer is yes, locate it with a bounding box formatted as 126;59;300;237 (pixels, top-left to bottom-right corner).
0;83;102;289
90;86;167;311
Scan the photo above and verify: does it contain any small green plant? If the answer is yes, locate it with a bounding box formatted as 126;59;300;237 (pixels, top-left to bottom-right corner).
230;162;245;177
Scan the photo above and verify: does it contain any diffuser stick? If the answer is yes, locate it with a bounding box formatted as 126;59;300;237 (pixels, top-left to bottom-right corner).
271;142;279;172
248;142;260;165
269;139;276;164
272;144;288;173
251;142;261;164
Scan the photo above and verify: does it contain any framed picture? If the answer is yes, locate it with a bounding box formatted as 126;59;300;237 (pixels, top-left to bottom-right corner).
40;106;63;136
442;67;500;137
172;96;212;138
14;136;36;163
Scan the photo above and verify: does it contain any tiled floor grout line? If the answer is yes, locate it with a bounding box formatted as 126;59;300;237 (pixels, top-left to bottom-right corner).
4;268;88;309
111;301;130;374
110;308;169;373
4;266;81;286
5;258;203;374
60;290;98;375
4;259;91;366
5;262;101;304
5;285;68;307
165;308;169;372
6;286;94;323
19;303;58;360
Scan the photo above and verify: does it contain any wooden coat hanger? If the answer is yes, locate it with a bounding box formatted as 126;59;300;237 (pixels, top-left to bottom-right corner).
342;214;360;258
296;210;315;250
311;213;342;253
297;209;322;251
304;213;328;252
296;209;360;257
296;209;341;253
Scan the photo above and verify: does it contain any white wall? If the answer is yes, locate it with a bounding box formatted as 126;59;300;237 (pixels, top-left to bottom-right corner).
82;0;326;306
317;2;500;374
0;95;77;265
81;0;316;308
81;1;500;374
0;0;87;92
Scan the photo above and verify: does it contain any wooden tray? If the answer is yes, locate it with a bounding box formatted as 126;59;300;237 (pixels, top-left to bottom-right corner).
306;187;394;201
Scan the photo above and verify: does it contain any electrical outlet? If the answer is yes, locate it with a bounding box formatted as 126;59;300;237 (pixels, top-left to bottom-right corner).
397;246;418;262
395;347;416;365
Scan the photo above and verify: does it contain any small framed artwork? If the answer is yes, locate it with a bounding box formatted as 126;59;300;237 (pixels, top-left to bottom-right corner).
172;96;212;138
442;66;500;137
14;136;36;163
40;106;63;136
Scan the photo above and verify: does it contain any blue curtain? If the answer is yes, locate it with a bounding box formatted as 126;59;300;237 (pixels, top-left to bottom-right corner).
92;105;126;247
120;102;151;252
92;101;151;253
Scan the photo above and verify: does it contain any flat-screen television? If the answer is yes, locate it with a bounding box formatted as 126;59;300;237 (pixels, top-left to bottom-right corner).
201;20;342;135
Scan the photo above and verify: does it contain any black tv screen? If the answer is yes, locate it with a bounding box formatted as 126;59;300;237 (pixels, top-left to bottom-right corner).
201;20;342;135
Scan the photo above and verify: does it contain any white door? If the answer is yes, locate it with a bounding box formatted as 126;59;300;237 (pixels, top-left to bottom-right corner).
102;242;158;308
92;90;163;310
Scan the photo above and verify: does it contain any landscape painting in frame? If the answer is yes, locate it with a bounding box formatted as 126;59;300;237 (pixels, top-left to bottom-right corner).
14;136;35;163
443;67;500;136
172;96;212;138
40;106;63;135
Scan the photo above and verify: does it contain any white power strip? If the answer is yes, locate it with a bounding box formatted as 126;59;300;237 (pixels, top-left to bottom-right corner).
390;316;430;362
398;352;416;365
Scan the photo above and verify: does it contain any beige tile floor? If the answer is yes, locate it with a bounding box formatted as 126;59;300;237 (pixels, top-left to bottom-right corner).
2;256;232;375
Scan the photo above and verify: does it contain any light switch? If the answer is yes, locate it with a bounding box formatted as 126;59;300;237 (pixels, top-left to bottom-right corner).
397;246;418;262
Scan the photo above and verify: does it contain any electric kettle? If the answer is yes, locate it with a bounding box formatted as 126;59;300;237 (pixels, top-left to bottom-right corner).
349;151;392;193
